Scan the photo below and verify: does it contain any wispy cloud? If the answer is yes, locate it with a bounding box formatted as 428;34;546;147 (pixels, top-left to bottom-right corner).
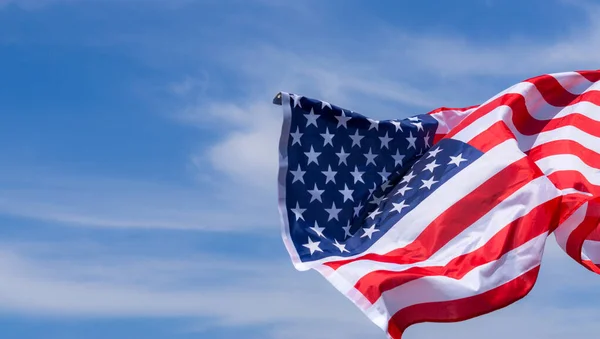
0;168;279;231
0;241;381;338
172;1;600;196
0;240;597;339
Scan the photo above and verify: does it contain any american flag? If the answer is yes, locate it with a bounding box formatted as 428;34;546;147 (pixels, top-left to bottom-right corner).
275;70;600;338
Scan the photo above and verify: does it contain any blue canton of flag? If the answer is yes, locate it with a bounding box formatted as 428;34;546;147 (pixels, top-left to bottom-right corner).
277;92;483;269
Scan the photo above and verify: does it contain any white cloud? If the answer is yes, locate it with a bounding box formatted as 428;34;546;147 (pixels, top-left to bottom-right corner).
0;242;381;338
177;1;600;194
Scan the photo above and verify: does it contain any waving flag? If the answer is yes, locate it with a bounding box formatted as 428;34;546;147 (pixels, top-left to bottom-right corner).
275;70;600;338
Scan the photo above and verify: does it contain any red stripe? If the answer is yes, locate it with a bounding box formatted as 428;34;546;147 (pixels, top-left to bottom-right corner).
461;91;600;148
565;214;599;262
581;259;600;274
546;170;600;196
511;92;600;136
524;74;582;107
527;140;600;170
467;121;515;153
433;133;446;145
586;225;600;241
554;195;589;234
446;75;600;141
325;157;543;270
356;197;560;303
445;73;580;139
386;266;541;339
561;201;600;265
577;70;600;82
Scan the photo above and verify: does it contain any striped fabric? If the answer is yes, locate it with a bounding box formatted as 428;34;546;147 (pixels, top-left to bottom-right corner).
275;70;600;338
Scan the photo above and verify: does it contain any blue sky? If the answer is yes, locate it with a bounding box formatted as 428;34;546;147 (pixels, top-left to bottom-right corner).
1;0;599;338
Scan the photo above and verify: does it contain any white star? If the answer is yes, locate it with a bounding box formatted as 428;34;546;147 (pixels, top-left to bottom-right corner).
333;239;350;253
304;108;319;127
353;202;363;217
396;185;412;196
370;194;384;206
325;202;342;221
290;127;303;146
291;202;306;221
321;165;337;184
304;108;320;127
336;147;350;165
309;222;326;238
349;130;364;148
361;224;380;239
339;184;354;202
321;100;332;110
391;200;409;214
423;160;440;173
290;165;305;184
335;110;351;129
406;131;417;149
424;131;431;147
350;166;364;184
303;237;322;255
320;128;335;146
391;120;403;132
368;183;377;195
368;118;379;130
342;221;353;238
392;150;405;166
364;147;378;166
408;116;420;122
400;171;416;184
449;153;468;167
368;207;382;219
420;177;438;190
427;147;443;158
379;131;393;149
378;168;391;181
291;94;303;108
307;183;324;203
381;180;393;191
304;146;321;165
412;121;424;131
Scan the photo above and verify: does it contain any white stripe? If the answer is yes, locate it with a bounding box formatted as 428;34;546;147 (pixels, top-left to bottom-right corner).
329;176;559;289
560;188;593;197
553;202;588;252
550;71;597;94
451;105;509;143
277;92;306;270
430;107;477;134
455;107;600;156
364;233;547;332
451;77;600;144
477;73;593;109
455;73;591;138
519;125;600;153
535;154;600;185
533;100;600;122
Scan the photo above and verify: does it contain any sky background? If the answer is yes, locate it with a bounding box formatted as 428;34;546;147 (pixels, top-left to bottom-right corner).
1;0;600;338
